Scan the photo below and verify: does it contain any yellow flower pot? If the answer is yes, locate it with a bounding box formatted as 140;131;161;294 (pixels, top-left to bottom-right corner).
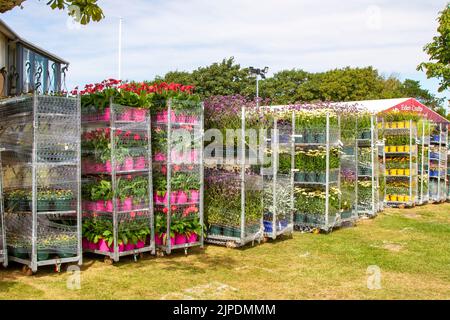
385;195;390;201
391;195;398;201
385;169;389;175
397;195;405;202
404;145;410;152
397;146;405;152
389;122;397;129
397;169;405;175
405;122;410;128
404;169;410;175
378;123;383;129
404;196;410;202
384;146;389;153
397;121;405;129
389;146;397;152
390;169;397;175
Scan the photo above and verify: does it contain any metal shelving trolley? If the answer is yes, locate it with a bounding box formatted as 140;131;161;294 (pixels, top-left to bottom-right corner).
0;95;82;274
0;148;7;267
417;120;431;205
204;106;264;247
429;122;448;202
382;118;418;208
292;110;343;232
151;98;204;255
261;113;294;239
81;102;154;263
447;133;450;201
356;114;382;217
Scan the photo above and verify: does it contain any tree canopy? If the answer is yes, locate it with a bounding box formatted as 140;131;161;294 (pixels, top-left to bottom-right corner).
417;3;450;93
0;0;104;24
157;57;446;116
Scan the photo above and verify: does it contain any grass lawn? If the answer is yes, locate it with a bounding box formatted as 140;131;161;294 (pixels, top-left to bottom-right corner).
1;203;449;300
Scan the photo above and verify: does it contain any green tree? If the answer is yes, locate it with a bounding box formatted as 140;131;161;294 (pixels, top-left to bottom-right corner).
417;4;450;92
0;0;104;24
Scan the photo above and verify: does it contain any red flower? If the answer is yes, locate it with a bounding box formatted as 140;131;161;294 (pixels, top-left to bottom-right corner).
163;207;168;214
133;134;140;141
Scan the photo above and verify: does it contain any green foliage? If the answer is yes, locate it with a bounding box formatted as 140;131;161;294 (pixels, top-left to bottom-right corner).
47;0;104;25
417;3;450;92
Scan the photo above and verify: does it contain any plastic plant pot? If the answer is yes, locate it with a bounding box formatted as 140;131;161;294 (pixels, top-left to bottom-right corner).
317;172;326;183
390;195;398;202
156;111;167;123
87;201;96;211
82;238;89;249
109;243;125;253
390;169;397;176
397;169;405;176
263;221;273;232
175;233;187;245
176;113;186;123
209;225;222;235
176;191;188;204
191;149;199;163
121;198;133;211
187;233;198;243
155;234;163;246
397;146;405;152
189;190;200;203
119;109;133;121
136;240;145;249
397;195;405;202
104;200;113;212
315;133;326;143
133;108;146;122
170;192;178;205
94;163;106;173
404;169;410;176
295;172;305;182
154;153;166;162
37;250;49;261
123;157;134;171
389;146;397;153
384;146;389;153
37;200;50;212
124;243;135;251
98;107;111;121
294;213;305;223
105;160;112;172
162;234;176;247
223;228;234;237
96;200;106;211
88;241;98;251
232;228;241;238
57;248;75;258
397;121;405;129
98;239;110;252
134;156;146;170
10;247;29;259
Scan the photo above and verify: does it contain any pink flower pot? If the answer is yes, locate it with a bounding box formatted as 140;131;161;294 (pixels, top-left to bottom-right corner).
156;112;167;123
88;241;98;250
177;191;188;204
122;157;134;171
162;233;175;246
96;200;106;211
99;107;111;121
124;243;135;251
105;160;112;172
191;149;199;163
155;234;163;246
190;190;200;203
105;200;113;212
119;109;133;121
86;201;96;211
176;114;186;123
170;150;185;163
175;233;187;245
133;109;146;122
136;240;145;249
85;161;96;174
98;239;110;252
170;192;178;204
187;233;198;243
109;242;124;253
121;197;133;211
167;110;176;122
154;153;166;162
82;238;89;249
94;163;106;172
134;156;146;169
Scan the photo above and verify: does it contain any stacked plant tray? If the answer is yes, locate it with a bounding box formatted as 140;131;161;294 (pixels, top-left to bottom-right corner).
261;114;294;239
292;110;343;232
204;106;265;247
356;114;382;217
0;95;82;274
417;120;431;205
151;98;204;255
81;103;154;263
382;119;418;208
429;122;448;202
0;148;6;267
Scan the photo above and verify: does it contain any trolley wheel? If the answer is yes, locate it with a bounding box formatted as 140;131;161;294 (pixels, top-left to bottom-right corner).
184;248;188;256
104;256;114;265
226;241;237;249
157;250;165;257
262;237;269;243
22;265;34;276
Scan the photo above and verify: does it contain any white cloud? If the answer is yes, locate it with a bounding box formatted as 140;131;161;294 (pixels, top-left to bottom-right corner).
1;0;448;102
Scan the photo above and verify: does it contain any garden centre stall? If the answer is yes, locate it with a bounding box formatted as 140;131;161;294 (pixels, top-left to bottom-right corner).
262;112;294;239
340;113;358;222
81;101;154;263
151;97;204;255
355;114;382;217
292;109;344;232
428;122;448;202
417;120;431;205
0;95;82;274
0;148;6;267
204;97;265;247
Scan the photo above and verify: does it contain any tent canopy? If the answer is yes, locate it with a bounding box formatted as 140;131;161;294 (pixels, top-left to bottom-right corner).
337;98;449;124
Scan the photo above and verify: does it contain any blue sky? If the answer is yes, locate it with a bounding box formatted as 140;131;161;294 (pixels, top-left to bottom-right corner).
2;0;448;105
